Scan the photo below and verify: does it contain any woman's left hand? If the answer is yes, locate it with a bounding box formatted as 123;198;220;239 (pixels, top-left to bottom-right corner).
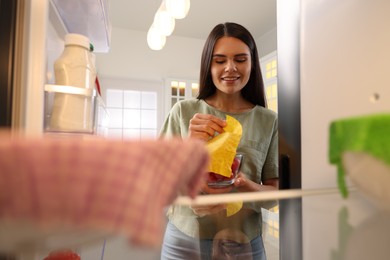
234;172;279;192
233;172;253;192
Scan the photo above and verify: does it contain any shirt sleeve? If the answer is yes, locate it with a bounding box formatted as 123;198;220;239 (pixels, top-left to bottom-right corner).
160;102;183;137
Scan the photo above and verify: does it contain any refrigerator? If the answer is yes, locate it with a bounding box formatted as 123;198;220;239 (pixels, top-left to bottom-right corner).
0;0;17;128
2;0;390;259
278;0;390;259
2;0;110;136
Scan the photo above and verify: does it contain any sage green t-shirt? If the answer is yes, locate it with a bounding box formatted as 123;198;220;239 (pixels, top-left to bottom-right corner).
160;99;278;239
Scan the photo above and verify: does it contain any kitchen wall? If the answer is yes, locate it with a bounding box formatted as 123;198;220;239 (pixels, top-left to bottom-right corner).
94;26;277;93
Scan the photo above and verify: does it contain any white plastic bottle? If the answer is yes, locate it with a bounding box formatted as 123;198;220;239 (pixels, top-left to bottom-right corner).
50;33;97;133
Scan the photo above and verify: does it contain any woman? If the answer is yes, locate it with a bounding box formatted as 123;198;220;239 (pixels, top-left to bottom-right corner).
160;22;278;260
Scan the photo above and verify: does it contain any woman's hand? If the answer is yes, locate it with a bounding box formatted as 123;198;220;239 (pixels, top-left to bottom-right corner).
234;172;279;192
188;113;226;141
233;172;255;192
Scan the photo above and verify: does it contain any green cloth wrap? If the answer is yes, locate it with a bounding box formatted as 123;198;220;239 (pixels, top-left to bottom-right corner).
329;113;390;198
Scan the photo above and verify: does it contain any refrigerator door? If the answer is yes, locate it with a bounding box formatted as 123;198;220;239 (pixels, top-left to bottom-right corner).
12;0;111;135
0;0;17;127
301;0;390;190
300;1;390;260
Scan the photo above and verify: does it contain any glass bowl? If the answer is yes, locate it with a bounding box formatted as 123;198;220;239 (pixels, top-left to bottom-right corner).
207;154;244;188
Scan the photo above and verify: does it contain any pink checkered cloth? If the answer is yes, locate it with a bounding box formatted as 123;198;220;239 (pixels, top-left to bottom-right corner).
0;134;209;247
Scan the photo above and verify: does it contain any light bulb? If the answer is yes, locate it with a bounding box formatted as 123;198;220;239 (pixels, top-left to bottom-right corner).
147;25;166;50
166;0;190;19
154;9;175;36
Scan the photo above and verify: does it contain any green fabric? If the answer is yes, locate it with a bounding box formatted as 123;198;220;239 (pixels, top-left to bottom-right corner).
160;99;278;239
329;113;390;198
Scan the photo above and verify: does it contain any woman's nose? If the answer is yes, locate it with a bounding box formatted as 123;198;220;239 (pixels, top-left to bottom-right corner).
225;60;237;72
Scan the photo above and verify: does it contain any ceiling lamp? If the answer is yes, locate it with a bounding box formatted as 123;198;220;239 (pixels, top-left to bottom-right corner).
147;25;166;50
166;0;190;19
154;4;175;36
147;0;191;50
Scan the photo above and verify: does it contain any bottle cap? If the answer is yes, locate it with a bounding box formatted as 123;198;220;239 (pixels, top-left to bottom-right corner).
65;33;90;49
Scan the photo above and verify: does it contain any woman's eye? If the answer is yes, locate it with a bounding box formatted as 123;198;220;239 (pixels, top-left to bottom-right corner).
235;59;247;63
214;60;226;64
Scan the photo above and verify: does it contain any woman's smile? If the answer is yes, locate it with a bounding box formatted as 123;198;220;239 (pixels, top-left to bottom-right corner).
221;76;240;81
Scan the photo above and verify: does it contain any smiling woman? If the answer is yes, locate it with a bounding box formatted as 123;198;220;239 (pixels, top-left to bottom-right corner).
159;22;278;260
92;3;279;258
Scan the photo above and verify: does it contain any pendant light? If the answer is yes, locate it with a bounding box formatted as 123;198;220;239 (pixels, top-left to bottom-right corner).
147;0;191;50
166;0;190;19
154;2;175;36
147;25;166;50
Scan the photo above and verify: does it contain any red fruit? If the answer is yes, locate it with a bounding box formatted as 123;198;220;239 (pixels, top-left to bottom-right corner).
43;250;80;260
231;157;240;174
207;172;232;182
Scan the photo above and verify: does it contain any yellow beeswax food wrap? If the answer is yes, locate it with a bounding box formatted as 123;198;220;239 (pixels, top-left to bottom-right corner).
206;115;242;177
226;201;243;217
206;115;243;217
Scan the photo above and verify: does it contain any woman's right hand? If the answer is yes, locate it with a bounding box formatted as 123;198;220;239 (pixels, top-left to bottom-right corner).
188;113;226;141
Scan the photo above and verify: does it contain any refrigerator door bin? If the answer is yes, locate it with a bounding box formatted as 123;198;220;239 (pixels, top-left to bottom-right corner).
44;84;109;136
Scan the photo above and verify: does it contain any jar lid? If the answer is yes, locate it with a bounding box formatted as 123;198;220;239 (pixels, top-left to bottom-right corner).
64;33;90;49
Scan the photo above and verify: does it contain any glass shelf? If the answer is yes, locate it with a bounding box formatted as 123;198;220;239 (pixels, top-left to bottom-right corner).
0;188;389;259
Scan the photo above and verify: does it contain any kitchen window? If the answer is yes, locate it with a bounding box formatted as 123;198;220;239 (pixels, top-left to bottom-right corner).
166;79;199;110
105;89;158;140
260;51;278;113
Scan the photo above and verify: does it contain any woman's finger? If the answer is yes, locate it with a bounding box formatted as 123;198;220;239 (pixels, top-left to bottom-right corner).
189;114;226;136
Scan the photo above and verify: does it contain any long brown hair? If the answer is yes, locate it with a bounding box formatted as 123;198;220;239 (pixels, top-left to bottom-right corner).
197;22;267;108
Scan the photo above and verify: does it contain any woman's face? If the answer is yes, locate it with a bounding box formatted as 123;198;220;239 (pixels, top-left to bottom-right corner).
211;37;252;95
